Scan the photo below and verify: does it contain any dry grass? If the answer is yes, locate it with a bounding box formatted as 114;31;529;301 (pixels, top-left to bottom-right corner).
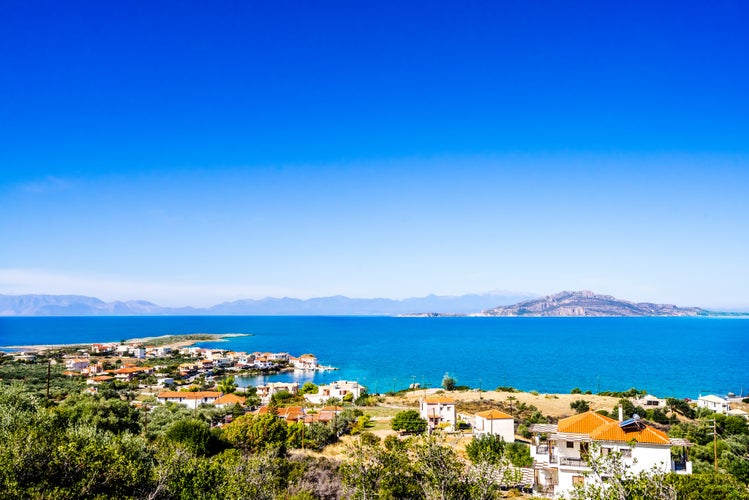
385;388;622;420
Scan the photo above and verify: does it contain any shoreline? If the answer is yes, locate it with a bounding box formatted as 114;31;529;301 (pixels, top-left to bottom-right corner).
0;332;251;353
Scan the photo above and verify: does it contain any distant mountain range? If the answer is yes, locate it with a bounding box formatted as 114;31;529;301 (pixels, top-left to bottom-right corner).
0;292;535;317
407;290;714;317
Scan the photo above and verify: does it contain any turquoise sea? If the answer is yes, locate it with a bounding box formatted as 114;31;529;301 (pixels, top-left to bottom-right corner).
1;316;747;398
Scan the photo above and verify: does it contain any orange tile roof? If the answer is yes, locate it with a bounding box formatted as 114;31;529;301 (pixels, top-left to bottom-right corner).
589;421;671;445
320;405;344;411
424;396;455;404
158;391;221;399
214;393;246;406
475;409;513;420
557;411;616;434
115;366;149;374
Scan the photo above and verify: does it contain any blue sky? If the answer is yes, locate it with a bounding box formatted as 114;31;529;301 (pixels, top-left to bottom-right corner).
1;1;748;308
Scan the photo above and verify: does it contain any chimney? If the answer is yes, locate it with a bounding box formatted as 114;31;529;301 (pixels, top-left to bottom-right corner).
618;404;623;422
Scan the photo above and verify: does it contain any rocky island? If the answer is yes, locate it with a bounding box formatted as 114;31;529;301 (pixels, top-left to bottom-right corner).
407;290;711;317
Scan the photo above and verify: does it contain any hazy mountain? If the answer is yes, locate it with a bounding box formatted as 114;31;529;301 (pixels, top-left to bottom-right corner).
477;290;709;317
0;292;535;316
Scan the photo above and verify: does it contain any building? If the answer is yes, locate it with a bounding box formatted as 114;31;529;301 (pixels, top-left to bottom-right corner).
530;411;692;497
113;365;154;382
697;394;731;414
65;358;89;371
633;394;666;409
157;391;221;409
213;393;247;409
474;409;515;442
303;380;364;404
420;396;457;431
292;354;318;370
257;382;299;404
257;405;306;423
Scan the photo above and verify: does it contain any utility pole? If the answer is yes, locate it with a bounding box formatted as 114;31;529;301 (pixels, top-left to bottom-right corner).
713;418;718;472
46;359;51;399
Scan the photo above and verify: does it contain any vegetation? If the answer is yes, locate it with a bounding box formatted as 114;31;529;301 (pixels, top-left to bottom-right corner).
570;399;590;414
441;372;457;391
2;356;748;498
390;409;427;434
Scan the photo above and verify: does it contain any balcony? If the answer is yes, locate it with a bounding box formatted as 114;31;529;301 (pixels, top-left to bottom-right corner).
558;456;588;467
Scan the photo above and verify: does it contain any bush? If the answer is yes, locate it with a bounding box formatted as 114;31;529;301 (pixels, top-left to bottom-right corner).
442;373;456;391
465;434;505;464
505;442;533;467
570;399;590;414
391;410;427;434
570;387;582;394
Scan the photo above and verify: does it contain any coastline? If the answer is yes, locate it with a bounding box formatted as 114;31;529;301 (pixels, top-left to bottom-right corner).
0;332;251;353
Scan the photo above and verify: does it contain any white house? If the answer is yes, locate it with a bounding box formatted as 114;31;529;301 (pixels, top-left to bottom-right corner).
65;358;89;371
697;394;731;414
292;354;318;370
420;396;457;431
633;394;666;409
257;382;300;404
303;380;364;404
474;409;515;442
529;411;692;497
157;391;221;409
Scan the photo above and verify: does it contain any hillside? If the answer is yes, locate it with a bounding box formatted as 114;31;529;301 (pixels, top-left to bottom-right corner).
477;290;707;317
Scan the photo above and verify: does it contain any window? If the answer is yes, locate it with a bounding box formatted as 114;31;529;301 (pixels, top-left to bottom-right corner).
601;447;612;456
573;475;584;485
620;448;632;458
566;441;574;448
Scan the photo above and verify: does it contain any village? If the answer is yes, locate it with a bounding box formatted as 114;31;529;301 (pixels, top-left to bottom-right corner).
6;337;744;498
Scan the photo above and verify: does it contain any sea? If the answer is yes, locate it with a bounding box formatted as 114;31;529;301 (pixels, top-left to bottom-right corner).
1;316;747;399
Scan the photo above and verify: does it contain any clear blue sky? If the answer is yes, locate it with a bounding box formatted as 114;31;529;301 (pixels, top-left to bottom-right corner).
1;1;748;308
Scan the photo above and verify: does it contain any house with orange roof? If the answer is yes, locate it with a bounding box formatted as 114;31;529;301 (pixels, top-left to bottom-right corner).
529;410;692;497
257;405;306;423
420;396;456;431
473;409;515;442
157;390;221;409
213;393;246;409
113;365;154;381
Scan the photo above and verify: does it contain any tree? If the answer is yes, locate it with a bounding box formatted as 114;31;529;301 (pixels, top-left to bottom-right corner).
216;376;237;395
164;418;222;456
223;413;288;455
413;435;468;499
340;435;385;500
465;434;505;465
299;382;318;396
570;399;591;414
441;373;457;391
505;442;533;467
56;393;141;435
391;410;427;434
666;472;749;500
